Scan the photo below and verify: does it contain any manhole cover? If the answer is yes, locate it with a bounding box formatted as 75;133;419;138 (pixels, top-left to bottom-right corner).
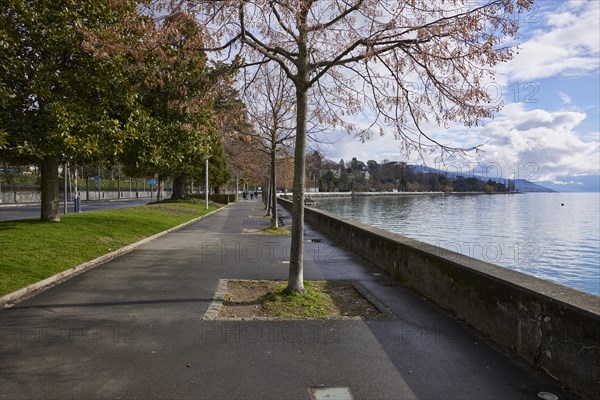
537;392;558;400
311;387;353;400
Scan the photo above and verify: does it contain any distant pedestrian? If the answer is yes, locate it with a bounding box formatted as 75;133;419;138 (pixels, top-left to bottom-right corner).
254;190;258;199
243;191;247;200
250;192;254;200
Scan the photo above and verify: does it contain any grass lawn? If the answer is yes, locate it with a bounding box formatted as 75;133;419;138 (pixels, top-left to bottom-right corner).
0;202;221;296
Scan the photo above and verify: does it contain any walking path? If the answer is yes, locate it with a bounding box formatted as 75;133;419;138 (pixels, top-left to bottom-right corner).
0;200;571;399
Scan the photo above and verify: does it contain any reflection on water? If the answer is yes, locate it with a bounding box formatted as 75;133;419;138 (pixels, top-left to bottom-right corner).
317;193;600;296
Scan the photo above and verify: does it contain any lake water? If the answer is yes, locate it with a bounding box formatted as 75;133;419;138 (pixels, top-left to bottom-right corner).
316;192;600;296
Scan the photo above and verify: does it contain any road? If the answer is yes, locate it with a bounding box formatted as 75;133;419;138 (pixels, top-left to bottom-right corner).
0;198;153;221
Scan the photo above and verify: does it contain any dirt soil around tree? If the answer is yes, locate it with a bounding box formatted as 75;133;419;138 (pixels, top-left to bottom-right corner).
219;280;382;319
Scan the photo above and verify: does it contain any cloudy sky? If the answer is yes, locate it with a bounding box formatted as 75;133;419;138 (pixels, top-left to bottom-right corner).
319;0;599;189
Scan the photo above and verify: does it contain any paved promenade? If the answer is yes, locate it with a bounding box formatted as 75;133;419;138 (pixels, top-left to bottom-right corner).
0;200;572;399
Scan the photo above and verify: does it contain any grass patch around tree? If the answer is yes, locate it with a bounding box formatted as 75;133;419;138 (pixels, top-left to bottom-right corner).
261;226;291;236
0;202;221;296
220;280;382;319
262;281;337;318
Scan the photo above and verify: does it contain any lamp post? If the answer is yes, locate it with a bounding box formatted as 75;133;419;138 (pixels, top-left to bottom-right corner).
205;158;209;210
64;163;68;215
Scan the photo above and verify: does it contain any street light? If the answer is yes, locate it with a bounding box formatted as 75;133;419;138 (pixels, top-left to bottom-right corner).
205;157;209;210
64;163;68;215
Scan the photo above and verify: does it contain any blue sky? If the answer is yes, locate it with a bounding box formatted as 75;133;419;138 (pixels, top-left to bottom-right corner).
320;0;599;189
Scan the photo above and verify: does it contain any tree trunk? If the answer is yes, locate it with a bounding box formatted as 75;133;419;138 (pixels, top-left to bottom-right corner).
270;147;278;228
265;178;271;212
156;177;162;202
286;85;308;293
40;156;60;222
171;174;187;200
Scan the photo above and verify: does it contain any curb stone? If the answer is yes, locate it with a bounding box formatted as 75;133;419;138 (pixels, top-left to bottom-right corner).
0;204;231;308
202;279;228;320
352;281;396;320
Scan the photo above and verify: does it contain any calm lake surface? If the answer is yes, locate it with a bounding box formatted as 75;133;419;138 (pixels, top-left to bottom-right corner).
316;192;600;296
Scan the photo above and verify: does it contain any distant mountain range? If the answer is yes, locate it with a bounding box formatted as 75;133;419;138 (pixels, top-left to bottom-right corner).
328;159;597;193
414;165;600;192
537;175;600;193
514;179;555;193
411;164;563;193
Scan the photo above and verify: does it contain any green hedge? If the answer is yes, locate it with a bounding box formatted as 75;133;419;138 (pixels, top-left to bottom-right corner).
188;193;236;204
210;194;236;204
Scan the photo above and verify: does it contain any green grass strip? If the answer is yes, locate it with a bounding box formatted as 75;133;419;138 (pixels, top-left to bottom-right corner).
262;281;338;318
0;202;221;296
261;226;291;236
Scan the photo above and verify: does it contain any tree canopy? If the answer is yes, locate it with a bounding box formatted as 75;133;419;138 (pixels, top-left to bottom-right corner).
191;0;534;293
1;0;143;220
243;64;296;225
1;1;240;217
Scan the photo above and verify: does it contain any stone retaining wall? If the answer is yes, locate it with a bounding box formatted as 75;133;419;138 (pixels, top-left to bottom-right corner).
279;198;599;399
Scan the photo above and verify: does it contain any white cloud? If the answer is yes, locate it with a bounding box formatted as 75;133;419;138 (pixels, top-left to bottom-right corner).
319;1;600;183
499;1;600;80
549;179;581;185
546;11;578;28
474;103;600;181
322;103;599;183
320;132;408;164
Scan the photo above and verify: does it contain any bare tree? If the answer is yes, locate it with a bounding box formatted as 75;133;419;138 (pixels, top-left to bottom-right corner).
223;131;268;195
243;64;296;226
190;0;532;293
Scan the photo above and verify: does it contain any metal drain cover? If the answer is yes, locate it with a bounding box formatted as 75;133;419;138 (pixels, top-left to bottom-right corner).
311;387;353;400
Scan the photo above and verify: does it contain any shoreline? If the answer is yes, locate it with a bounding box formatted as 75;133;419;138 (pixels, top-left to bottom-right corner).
280;191;522;198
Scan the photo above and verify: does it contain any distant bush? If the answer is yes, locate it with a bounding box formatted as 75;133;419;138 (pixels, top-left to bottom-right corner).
211;194;236;204
188;193;236;204
0;174;40;185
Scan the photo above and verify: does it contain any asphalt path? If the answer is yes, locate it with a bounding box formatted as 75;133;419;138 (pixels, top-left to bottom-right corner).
0;200;573;399
0;198;153;221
